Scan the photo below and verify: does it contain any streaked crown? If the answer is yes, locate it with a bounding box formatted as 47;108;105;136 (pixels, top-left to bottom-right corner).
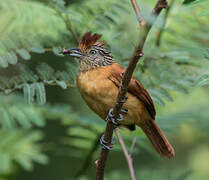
78;32;105;50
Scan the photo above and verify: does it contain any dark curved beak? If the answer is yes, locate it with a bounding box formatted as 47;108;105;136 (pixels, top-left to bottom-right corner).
61;48;82;58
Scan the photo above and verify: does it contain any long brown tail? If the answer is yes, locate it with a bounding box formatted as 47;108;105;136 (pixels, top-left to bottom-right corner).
141;120;175;158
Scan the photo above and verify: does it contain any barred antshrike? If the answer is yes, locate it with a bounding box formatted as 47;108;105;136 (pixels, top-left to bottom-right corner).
62;32;174;158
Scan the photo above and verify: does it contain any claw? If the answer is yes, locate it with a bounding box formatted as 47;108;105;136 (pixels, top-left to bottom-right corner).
119;96;128;103
121;108;128;114
100;134;116;150
120;72;125;78
107;108;126;125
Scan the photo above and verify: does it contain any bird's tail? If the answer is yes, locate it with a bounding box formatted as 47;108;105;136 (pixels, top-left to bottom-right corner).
141;120;175;158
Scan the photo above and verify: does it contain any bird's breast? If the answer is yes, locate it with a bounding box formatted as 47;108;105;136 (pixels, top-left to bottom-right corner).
76;66;150;126
77;67;116;101
77;67;118;119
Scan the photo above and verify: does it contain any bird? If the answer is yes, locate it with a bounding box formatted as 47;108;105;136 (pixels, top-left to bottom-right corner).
62;32;175;158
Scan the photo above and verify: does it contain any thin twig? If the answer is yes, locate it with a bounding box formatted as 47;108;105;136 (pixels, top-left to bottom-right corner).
95;1;168;180
61;14;79;43
115;128;136;180
0;81;76;95
156;0;175;47
129;137;137;156
49;2;79;43
130;0;146;26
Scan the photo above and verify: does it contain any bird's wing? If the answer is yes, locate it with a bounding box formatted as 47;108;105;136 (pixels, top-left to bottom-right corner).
108;63;156;119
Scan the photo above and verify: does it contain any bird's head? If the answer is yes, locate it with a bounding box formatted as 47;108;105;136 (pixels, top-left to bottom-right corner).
62;32;114;72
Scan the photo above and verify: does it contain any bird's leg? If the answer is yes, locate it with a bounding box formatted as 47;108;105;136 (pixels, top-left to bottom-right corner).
107;108;128;125
100;134;116;150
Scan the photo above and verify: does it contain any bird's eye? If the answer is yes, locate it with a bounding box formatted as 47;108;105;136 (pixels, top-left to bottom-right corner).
90;50;97;55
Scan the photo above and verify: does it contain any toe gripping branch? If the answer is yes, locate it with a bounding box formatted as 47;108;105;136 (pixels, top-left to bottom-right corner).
100;108;128;150
107;108;128;126
100;134;116;150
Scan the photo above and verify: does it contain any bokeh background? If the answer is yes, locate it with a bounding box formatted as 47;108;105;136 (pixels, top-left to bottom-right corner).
0;0;209;179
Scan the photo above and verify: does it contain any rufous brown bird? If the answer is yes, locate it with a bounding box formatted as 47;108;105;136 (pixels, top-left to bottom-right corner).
62;32;175;158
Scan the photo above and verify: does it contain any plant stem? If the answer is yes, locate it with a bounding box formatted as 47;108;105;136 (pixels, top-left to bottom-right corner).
115;128;136;180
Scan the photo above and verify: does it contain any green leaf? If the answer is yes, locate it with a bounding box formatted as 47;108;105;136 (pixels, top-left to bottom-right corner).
55;80;67;89
34;83;46;104
29;46;45;54
0;130;48;172
24;108;45;127
5;52;18;65
36;63;55;81
8;106;32;129
150;94;165;106
23;83;35;104
52;46;63;56
0;95;46;129
15;156;33;171
182;0;197;5
149;89;173;103
0;108;15;130
0;56;8;68
196;74;209;86
16;48;31;60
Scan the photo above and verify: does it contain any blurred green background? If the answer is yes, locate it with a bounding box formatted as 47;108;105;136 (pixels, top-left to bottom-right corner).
0;0;209;179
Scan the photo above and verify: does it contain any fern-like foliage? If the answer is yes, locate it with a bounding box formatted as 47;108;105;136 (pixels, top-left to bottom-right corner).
0;0;209;179
0;0;74;67
67;0;128;34
0;62;76;103
0;130;48;178
0;94;46;129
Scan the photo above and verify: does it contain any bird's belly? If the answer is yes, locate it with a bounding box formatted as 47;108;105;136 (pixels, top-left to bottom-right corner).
79;83;145;126
77;69;149;127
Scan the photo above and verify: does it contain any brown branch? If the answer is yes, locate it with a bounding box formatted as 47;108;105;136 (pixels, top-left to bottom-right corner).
95;1;168;180
156;0;175;47
115;128;136;180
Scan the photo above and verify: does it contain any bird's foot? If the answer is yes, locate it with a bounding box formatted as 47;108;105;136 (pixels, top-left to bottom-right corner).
119;96;128;103
107;108;128;125
120;72;125;78
100;134;116;150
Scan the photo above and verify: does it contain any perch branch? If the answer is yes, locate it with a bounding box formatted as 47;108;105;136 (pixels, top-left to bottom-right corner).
115;128;136;180
95;1;168;180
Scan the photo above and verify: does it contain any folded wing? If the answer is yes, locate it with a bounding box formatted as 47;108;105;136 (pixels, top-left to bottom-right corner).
108;63;156;119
